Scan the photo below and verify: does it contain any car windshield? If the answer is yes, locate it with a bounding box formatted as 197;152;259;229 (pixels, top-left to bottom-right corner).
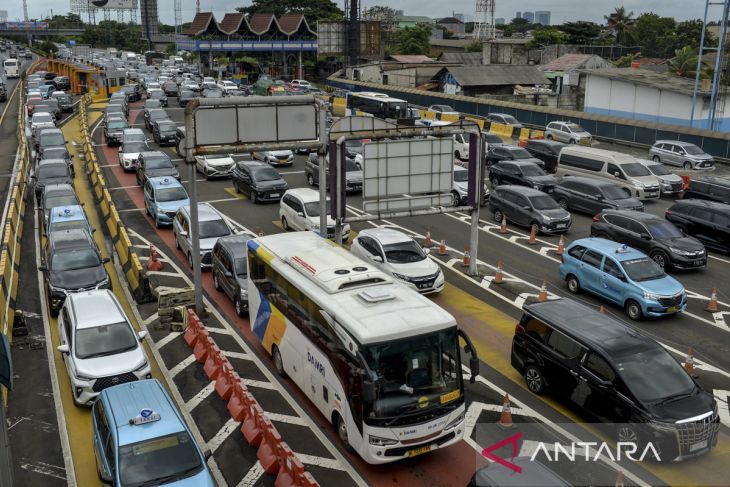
145;157;173;169
75;321;137;359
602;185;631;200
647;222;683;239
38;164;68;178
647;164;671;176
50;221;85;232
150;91;165;98
521;165;546;176
45;195;78;209
34;114;54;123
145;100;161;108
614;347;695;404
304;200;331;217
363;328;462;421
51;248;100;272
252;167;281;182
125;142;149;153
485;134;502;144
119;431;203;487
234;258;247;276
156;187;187;202
383;240;426;263
180;90;194;97
529;195;560;210
503;115;519;124
621;163;651;177
510;148;532;159
150;111;168;121
107;120;128;129
620;257;665;282
56;95;71;103
41;133;65;147
566;123;585;132
453;170;468;182
345;159;360;172
43;149;69;159
199;219;230;239
158;122;177;132
683;144;705;155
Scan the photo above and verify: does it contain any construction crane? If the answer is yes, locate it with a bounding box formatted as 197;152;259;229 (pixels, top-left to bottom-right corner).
474;0;495;41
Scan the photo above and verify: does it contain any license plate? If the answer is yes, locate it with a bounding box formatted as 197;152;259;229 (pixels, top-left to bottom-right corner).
690;440;707;452
556;223;567;229
278;159;288;163
408;445;432;457
693;260;703;266
667;305;680;313
269;193;279;198
647;192;658;197
417;283;430;289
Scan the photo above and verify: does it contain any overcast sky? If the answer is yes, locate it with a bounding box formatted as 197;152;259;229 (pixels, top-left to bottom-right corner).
4;1;711;26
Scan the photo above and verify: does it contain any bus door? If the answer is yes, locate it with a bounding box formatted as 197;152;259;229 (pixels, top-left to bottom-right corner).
304;342;331;415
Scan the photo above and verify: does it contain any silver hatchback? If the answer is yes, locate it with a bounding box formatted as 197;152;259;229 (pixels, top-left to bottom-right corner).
649;140;715;170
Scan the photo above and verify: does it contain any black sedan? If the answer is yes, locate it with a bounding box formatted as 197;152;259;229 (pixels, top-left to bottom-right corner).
152;120;179;146
104;118;129;146
33;159;74;203
665;199;730;254
486;145;546;169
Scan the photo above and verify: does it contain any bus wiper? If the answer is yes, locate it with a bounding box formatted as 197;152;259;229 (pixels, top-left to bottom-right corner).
384;401;456;427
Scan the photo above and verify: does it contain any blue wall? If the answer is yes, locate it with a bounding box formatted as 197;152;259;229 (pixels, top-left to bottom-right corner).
584;106;730;133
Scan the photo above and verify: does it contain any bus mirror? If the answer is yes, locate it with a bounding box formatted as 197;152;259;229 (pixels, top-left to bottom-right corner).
363;380;376;403
469;357;479;384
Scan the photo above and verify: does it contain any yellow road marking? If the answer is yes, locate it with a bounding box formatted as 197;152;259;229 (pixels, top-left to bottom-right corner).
51;112;166;486
271;220;283;230
437;283;730;485
224;187;246;200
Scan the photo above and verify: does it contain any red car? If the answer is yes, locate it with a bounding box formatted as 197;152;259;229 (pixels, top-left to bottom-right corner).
26;97;44;116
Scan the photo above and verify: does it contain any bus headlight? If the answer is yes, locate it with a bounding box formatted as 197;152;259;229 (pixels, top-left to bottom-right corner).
444;412;465;430
369;435;398;446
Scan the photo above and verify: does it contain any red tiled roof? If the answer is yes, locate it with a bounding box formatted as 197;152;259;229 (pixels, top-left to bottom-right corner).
248;13;275;34
220;13;245;35
184;12;215;36
542;54;594;71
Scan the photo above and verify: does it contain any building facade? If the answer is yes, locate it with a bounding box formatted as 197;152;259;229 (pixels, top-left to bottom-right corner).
535;11;551;25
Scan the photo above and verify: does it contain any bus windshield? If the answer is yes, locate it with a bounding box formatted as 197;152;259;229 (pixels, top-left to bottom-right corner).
363;327;462;424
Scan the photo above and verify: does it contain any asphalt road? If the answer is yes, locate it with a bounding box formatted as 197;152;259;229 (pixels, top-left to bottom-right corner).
86;97;730;486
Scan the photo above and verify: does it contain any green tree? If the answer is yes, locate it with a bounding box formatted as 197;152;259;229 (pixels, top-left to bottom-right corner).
632;13;676;58
503;17;537;37
605;6;634;45
668;46;711;78
394;25;431;55
558;21;601;44
528;27;568;48
674;20;714;51
165;43;177;56
361;5;397;30
466;40;482;52
236;0;343;23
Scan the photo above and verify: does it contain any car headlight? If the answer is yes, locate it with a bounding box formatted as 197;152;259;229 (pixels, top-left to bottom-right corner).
669;247;693;256
240;289;248;300
75;370;95;381
391;272;409;281
542;214;554;221
444;412;465;430
369;435;398;446
643;291;662;300
634;182;646;189
533;184;541;189
133;359;149;373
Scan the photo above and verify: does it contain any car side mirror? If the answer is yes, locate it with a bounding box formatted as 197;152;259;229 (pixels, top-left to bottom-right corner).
595;194;604;200
203;449;212;461
640;233;651;240
373;255;383;263
523;205;531;210
38;265;48;272
297;212;304;217
99;469;113;484
613;172;620;178
223;270;232;278
102;257;111;264
57;344;69;354
138;330;148;340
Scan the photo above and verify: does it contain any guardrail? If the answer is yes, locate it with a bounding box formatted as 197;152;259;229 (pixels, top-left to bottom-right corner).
78;95;153;303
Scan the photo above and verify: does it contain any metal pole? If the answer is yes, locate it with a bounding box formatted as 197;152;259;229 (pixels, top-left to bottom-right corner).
469;135;482;276
709;0;730;129
317;101;328;238
184;100;204;314
335;136;346;245
690;0;711;127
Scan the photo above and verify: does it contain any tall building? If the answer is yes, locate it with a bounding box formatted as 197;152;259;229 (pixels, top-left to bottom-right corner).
495;18;505;25
515;11;521;21
535;10;551;25
522;11;534;23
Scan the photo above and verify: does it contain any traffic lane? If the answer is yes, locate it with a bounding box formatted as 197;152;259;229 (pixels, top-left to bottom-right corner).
0;54;27;213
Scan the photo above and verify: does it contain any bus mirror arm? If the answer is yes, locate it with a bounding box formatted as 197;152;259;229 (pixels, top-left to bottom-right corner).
458;329;479;383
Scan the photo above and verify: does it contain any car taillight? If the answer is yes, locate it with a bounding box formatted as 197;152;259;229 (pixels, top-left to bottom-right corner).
515;323;526;335
592;214;600;222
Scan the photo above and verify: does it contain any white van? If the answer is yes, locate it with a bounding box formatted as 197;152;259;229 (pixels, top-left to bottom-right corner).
420;120;470;160
3;58;20;79
557;146;661;200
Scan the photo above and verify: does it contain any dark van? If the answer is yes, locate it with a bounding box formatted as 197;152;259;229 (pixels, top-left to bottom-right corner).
682;176;730;205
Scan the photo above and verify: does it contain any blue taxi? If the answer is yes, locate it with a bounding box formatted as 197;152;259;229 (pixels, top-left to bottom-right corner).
46;205;93;236
92;379;215;486
143;177;190;228
559;237;687;321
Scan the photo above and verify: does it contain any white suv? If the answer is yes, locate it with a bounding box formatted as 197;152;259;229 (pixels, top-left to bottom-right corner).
279;188;351;240
57;290;151;406
173;203;235;268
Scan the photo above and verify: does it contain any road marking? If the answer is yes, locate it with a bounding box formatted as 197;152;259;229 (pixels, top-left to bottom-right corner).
241;378;277;390
709;254;730;264
204;197;244;204
169;355;197;379
18;461;67;481
224;187;246;199
223;350;251;361
108;185;142;190
142;312;159;326
294;454;348;470
265;412;308;426
207;418;241;454
208;327;233;336
714;390;730;427
236;462;264;487
280;170;304;174
154;331;182;349
146;270;184;277
185;382;216;412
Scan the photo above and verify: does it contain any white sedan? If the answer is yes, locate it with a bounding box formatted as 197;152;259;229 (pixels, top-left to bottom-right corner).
195;154;236;179
252;150;294;167
350;228;444;294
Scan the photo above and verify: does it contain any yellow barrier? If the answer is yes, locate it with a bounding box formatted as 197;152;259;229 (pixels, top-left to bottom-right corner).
440;113;460;122
332;97;347;117
464;116;485;131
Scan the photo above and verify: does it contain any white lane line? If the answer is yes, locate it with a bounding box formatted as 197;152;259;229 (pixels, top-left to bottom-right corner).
294;454;346;471
709;254;730;264
265;412;308;426
208;327;233;336
241;378;277;390
168;355;197;379
185;382;216;412
146;270;184;278
142;312;159;326
280;170;305;174
154;331;182;350
207;418;241;454
118;208;144;212
236;462;264;487
108;185;141;190
223;350;251;361
204;197;244;204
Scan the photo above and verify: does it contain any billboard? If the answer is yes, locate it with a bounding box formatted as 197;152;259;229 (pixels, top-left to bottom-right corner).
4;21;49;30
0;10;8;23
91;0;136;9
317;21;381;59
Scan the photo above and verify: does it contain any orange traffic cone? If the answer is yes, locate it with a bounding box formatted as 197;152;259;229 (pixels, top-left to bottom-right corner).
498;394;513;429
538;279;548;301
462;248;471;267
684;347;696;377
706;288;718;312
557;235;565;256
147;245;163;271
494;259;504;284
615;470;625;487
528;224;537;245
438;239;447;256
499;215;508;234
424;230;434;248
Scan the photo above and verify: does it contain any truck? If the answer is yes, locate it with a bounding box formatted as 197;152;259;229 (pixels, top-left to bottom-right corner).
253;77;287;96
121;51;138;63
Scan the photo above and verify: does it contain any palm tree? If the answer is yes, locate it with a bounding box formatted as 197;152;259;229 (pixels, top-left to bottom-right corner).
605;6;634;45
668;46;712;79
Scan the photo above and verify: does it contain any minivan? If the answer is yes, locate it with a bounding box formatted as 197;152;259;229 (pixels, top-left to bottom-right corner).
511;298;719;462
552;176;643;214
212;234;256;316
682;176;730;204
649;141;715;170
489;185;571;234
557;146;661;200
665;199;730;254
173;203;235;268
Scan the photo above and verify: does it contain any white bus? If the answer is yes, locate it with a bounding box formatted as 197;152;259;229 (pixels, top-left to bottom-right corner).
346;92;409;120
247;232;479;464
3;58;20;79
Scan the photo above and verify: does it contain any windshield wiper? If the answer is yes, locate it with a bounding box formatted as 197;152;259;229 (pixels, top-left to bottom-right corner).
384;400;457;427
139;465;201;486
653;389;695;406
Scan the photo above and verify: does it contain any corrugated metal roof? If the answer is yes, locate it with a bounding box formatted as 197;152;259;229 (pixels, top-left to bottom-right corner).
541;54;594;72
446;65;550;87
582;68;709;97
438;52;482;65
388;55;435;63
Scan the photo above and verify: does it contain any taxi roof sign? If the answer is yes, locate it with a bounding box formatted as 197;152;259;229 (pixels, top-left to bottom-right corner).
57;207;75;217
616;243;631;253
130;408;161;425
